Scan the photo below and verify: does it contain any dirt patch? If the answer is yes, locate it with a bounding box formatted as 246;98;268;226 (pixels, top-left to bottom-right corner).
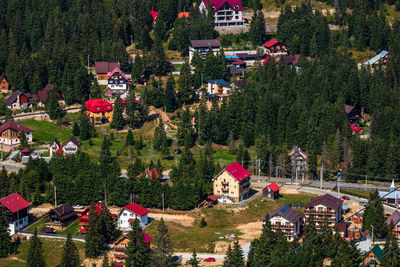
30;203;54;217
236;222;263;245
214;241;231;253
280;188;300;195
149;213;195;227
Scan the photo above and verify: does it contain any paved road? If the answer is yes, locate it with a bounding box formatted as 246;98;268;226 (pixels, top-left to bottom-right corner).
0;161;24;172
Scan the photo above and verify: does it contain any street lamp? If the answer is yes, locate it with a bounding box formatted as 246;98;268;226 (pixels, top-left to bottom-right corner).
371;225;374;245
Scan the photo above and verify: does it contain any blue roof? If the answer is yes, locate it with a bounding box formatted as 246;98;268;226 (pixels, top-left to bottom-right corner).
379;190;400;199
207;79;229;87
364;50;388;65
280;205;290;213
226;56;238;59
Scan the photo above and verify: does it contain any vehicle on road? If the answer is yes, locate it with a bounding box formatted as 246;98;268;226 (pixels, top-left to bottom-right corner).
73;204;83;209
186;258;200;264
204;257;216;262
341;195;350;200
172;255;182;264
359;201;367;206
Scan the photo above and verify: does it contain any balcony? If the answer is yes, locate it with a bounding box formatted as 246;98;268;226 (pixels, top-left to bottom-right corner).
306;209;335;215
114;247;126;252
271;224;294;230
114;253;128;259
222;188;229;193
221;181;229;186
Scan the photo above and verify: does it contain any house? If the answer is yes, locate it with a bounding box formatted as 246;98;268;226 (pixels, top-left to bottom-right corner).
345;104;361;126
85;99;113;125
263;182;280;200
212;162;251;203
378;180;400;204
118;202;150;229
136;167;160;180
6;90;36;110
177;12;189;18
288;146;308;180
0;193;31;234
281;54;301;65
364;50;388;69
20;148;30;157
62;137;81;156
78;202;104;234
304;194;343;230
150;10;159;23
207;79;232;101
235;53;266;66
199;0;245;27
362;244;383;266
36;83;64;106
263;40;289;56
0;122;33;152
264;205;304;241
334;222;348;238
386;210;400;239
189;39;221;63
46;204;76;230
94;62;120;84
112;232;152;266
0;74;11;93
105;67;131;97
49;139;62;157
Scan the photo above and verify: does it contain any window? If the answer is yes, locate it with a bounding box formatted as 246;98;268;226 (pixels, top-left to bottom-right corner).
123;213;127;216
235;11;238;14
216;184;218;187
234;4;239;9
217;191;220;193
235;16;239;19
231;192;234;194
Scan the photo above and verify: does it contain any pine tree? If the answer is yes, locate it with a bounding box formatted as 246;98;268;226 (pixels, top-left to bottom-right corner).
79;105;91;141
223;244;233;266
249;11;266;45
230;239;245;267
85;204;104;258
26;229;45;267
0;212;11;258
152;218;174;266
110;96;125;130
72;122;80;137
59;233;80;267
382;220;400;266
126;129;134;146
98;207;117;244
126;220;149;267
45;89;61;120
177;61;192;105
164;76;177;113
190;249;199;267
19;131;28;149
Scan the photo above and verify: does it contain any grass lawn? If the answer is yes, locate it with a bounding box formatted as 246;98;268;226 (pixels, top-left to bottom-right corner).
19;119;72;144
340;189;372;199
25;216;49;232
0;238;86;267
59;220;81;236
147;193;316;253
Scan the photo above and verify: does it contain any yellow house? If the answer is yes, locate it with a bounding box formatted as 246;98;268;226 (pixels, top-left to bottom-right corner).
85;99;113;125
212;162;251;203
112;232;152;266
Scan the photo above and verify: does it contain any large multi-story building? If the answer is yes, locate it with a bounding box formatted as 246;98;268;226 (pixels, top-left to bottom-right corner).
212;162;251;203
288;146;308;181
189;39;221;64
0;193;31;234
104;67;131;97
85;99;113;125
265;205;304;241
199;0;245;27
0;122;33;152
112;232;152;267
304;194;343;231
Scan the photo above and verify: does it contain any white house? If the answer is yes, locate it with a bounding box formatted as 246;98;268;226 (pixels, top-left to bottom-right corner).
265;205;304;241
199;0;245;27
189;39;221;64
105;67;131;97
118;202;150;229
0;122;33;152
0;193;31;234
207;79;232;101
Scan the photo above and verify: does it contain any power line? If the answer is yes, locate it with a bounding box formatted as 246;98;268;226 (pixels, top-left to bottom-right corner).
266;185;400;267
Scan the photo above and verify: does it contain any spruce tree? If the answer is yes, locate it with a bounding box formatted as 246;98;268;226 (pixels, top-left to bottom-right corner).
101;252;109;267
177;61;192;105
152;218;174;266
125;92;138;128
46;89;61;120
26;229;45;267
59;233;80;267
72;122;80;136
0;167;9;197
126;220;149;267
85;204;104;258
230;239;245;267
249;11;266;45
190;249;199;267
223;244;233;266
164;75;177;113
0;212;11;258
126;129;134;146
382;221;400;266
79;105;91;141
98;207;117;244
110;96;125;130
19;131;28;149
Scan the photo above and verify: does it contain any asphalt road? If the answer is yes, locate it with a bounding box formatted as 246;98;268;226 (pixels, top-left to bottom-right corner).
0;161;24;172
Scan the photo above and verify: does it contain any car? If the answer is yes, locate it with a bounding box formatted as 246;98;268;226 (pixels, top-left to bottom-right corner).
186;258;200;264
359;201;367;206
341;195;350;200
204;257;216;262
172;255;182;264
73;204;83;209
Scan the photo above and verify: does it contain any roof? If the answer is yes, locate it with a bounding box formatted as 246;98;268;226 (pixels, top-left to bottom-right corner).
364;50;388;66
107;67;131;84
123;202;150;217
267;205;304;224
136;168;160;180
95;62;120;74
282;54;300;65
263;39;286;48
378;190;400;199
0;193;31;213
304;194;343;210
178;12;189;18
208;79;229;87
123;231;152;244
224;162;251;182
202;0;243;11
335;222;348;232
228;66;249;75
236;53;259;60
21;148;30;153
386;210;400;225
371;244;384;260
288;146;307;160
208;195;218;201
0;74;8;84
345;104;355;114
0;122;32;134
51;138;61;147
63;136;82;148
51;204;76;221
190;39;221;48
85;99;113;113
267;182;280;192
150;10;159;22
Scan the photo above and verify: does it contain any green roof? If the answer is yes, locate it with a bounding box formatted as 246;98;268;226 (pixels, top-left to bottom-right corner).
371;244;384;260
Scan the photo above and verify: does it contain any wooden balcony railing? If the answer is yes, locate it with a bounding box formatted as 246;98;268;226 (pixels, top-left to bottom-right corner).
306;210;335;215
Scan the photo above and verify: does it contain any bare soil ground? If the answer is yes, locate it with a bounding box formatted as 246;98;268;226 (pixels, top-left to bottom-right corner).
149;213;195;227
30;203;54;217
280;188;300;195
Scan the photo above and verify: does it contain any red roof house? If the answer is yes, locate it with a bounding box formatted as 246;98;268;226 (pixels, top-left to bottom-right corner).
136;167;160;180
150;10;159;23
85;99;113;113
0;193;31;234
263;39;288;56
201;0;243;11
263;182;281;200
118;203;150;228
224;162;251;182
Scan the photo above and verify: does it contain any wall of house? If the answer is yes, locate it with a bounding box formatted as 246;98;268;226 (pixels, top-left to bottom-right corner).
189;46;221;64
62;142;78;155
87;110;113;123
213;171;242;203
0;130;32;146
0;79;9;91
118;209;148;229
8;215;29;235
270;215;298;241
265;44;288;55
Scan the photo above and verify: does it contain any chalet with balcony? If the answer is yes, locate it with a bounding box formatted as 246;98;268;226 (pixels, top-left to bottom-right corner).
264;205;304;241
263;40;288;56
62;137;81;156
288;146;308;180
362;244;383;266
94;62;120;84
118;202;150;229
46;204;76;230
189;39;221;64
212;162;251;203
105;67;131;97
112;232;152;267
345;104;361;127
0;193;31;234
386;210;400;239
304;194;343;231
6;91;36;110
78;202;104;234
49;139;62;157
0;74;11;93
199;0;245;27
263;182;280;200
0;122;33;152
207;79;231;101
85;99;113;125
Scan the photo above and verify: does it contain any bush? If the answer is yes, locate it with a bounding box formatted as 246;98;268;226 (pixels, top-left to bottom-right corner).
199;217;207;228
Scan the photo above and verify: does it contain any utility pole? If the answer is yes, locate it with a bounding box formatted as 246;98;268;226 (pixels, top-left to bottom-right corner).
130;34;133;46
337;170;341;197
371;225;374;245
320;163;323;190
269;154;272;180
275;166;278;182
162;193;165;212
257;158;260;182
295;169;298;185
54;186;57;207
365;174;367;190
104;184;108;207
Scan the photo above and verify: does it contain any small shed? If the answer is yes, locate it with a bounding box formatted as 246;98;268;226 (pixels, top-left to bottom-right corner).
263;182;280;200
21;148;30;156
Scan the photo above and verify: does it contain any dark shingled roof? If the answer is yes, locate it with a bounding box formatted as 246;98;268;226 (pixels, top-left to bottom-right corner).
267;205;304;224
51;204;75;218
190;39;221;48
63;136;82;148
51;138;61;147
345;104;355;114
304;194;343;210
0;122;32;134
386;210;400;225
95;61;120;74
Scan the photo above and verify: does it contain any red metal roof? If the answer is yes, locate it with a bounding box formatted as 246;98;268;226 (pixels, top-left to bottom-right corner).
123;203;150;217
124;231;152;244
0;193;30;213
21;148;30;153
106;67;131;84
202;0;243;11
263;39;286;48
150;10;158;22
85;99;113;113
224;162;251;182
208;195;218;201
267;182;280;192
0;122;32;134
